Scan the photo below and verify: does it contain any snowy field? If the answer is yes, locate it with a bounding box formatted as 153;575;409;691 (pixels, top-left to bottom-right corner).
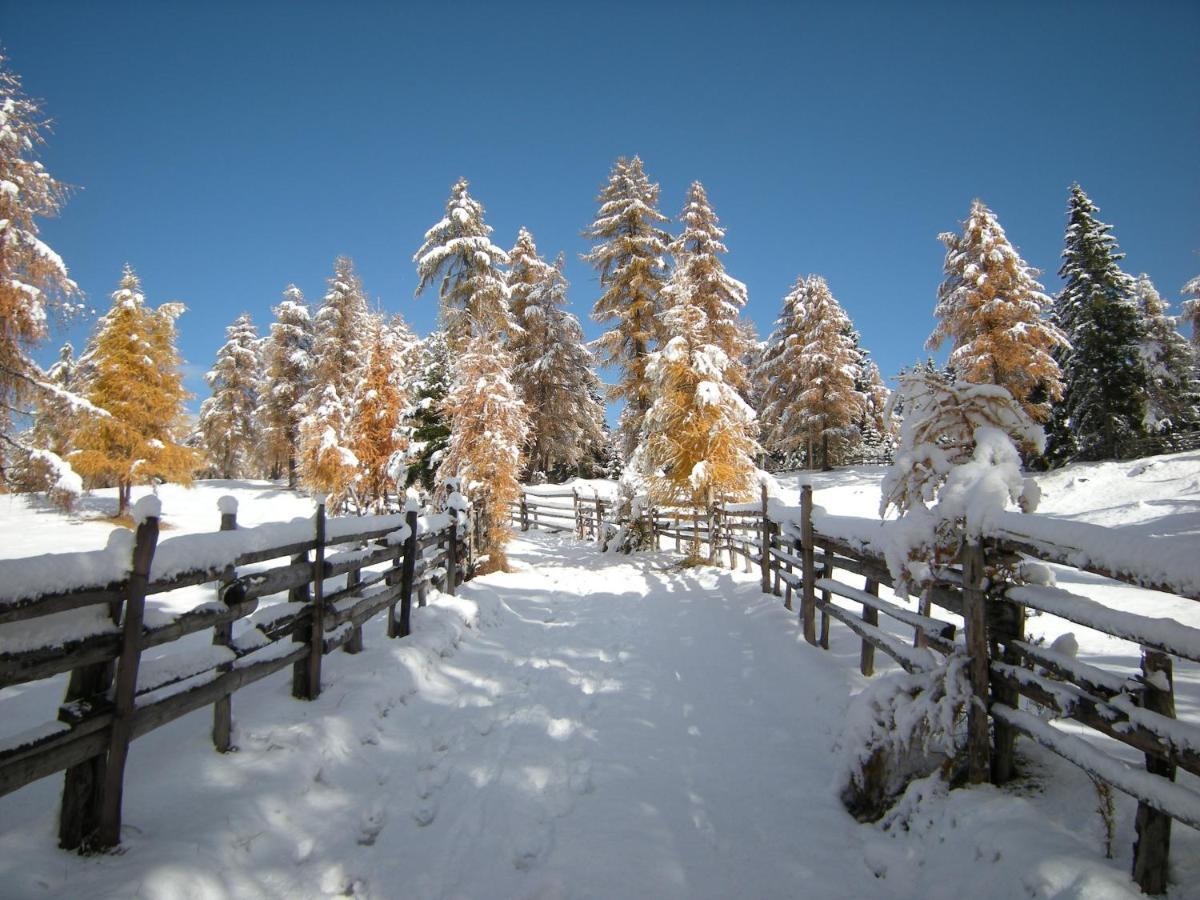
0;454;1198;899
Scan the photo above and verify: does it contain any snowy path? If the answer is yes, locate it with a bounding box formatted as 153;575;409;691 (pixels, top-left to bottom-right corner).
0;529;1162;899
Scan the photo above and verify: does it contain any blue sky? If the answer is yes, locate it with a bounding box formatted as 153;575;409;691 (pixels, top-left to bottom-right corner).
5;1;1198;417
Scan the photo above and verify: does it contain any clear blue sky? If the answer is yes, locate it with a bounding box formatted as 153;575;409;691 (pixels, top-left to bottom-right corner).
5;0;1198;416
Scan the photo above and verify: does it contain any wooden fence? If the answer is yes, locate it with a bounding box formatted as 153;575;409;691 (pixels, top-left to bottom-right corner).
509;481;1199;895
0;496;473;853
509;488;610;542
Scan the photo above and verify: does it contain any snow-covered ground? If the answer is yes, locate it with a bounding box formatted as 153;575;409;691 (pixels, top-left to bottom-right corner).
0;454;1198;898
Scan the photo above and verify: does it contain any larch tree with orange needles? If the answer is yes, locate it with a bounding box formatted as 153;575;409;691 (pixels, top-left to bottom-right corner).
70;267;198;515
928;200;1066;426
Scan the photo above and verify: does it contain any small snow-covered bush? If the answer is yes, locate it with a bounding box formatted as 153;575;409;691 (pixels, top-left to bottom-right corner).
835;655;973;822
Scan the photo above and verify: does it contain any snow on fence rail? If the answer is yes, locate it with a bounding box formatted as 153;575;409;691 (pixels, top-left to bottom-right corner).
510;482;1200;894
0;495;478;854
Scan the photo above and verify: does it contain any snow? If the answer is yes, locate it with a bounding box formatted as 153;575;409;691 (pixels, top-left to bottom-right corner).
1;457;1199;897
131;494;162;524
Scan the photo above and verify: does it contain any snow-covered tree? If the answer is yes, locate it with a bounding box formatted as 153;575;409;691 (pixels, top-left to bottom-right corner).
347;317;410;513
507;233;605;479
402;330;451;491
756;275;864;468
258;285;313;487
414;178;514;350
1132;273;1200;437
415;179;526;566
299;257;370;506
1182;274;1200;356
855;358;896;464
197;313;260;478
643;278;759;533
584;156;672;458
31;342;78;457
0;57;81;470
1046;185;1150;463
664;182;752;374
880;368;1042;590
71;267;197;514
928;200;1066;424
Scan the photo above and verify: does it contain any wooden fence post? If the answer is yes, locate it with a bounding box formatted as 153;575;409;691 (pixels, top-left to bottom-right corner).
395;507;419;638
573;490;581;540
595;495;603;545
95;506;160;849
446;510;458;596
818;540;832;650
990;587;1025;785
800;485;817;645
342;562;364;654
293;503;325;701
859;579;879;676
520;495;529;531
213;498;238;752
759;485;773;594
1132;649;1176;894
961;540;991;785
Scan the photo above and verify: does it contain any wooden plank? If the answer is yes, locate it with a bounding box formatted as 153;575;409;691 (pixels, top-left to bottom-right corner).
230;560;313;604
990;703;1200;831
988;663;1200;779
324;544;397;579
860;579;879;676
0;584;123;626
815;600;935;674
1009;640;1137;699
213;506;237;752
800;486;816;644
2;716;111;802
816;578;956;650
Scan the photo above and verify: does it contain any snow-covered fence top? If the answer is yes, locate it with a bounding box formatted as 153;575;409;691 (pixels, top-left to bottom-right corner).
0;496;475;854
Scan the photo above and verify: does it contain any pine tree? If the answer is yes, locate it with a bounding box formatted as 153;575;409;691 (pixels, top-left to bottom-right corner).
507;232;605;479
31;342;77;457
928;200;1066;424
347;317;409;513
414;178;514;350
643;287;759;543
197;313;260;478
70;267;197;514
664;182;752;372
299;257;370;506
1133;273;1200;437
403;330;451;491
415;179;526;567
0;57;81;468
258;285;313;487
584;156;672;458
1047;185;1150;463
1182;275;1200;356
756;275;865;468
855;354;895;464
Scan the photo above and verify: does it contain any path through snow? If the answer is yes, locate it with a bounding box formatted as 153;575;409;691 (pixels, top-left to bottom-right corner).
0;530;1155;899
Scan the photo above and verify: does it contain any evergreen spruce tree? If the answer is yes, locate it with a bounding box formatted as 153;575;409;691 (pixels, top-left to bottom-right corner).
403;330;451;491
0;57;81;470
415;179;527;568
584;156;672;458
1182;275;1200;357
197;313;260;478
507;233;605;479
757;275;865;468
299;257;370;506
258;285;313;487
1133;273;1200;437
928;200;1066;424
71;267;197;514
31;342;77;458
1047;185;1150;463
793;277;864;470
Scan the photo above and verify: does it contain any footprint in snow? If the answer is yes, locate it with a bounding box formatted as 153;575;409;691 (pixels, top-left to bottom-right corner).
413;800;438;827
510;822;553;871
358;807;387;846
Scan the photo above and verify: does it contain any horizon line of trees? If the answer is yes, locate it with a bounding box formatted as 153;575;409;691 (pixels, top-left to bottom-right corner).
3;54;1199;562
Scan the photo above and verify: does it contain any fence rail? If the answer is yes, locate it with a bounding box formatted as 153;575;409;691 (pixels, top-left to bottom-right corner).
0;494;474;853
508;480;1198;894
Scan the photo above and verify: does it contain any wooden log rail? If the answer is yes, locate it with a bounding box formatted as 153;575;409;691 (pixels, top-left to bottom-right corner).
644;482;1198;895
0;495;474;853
